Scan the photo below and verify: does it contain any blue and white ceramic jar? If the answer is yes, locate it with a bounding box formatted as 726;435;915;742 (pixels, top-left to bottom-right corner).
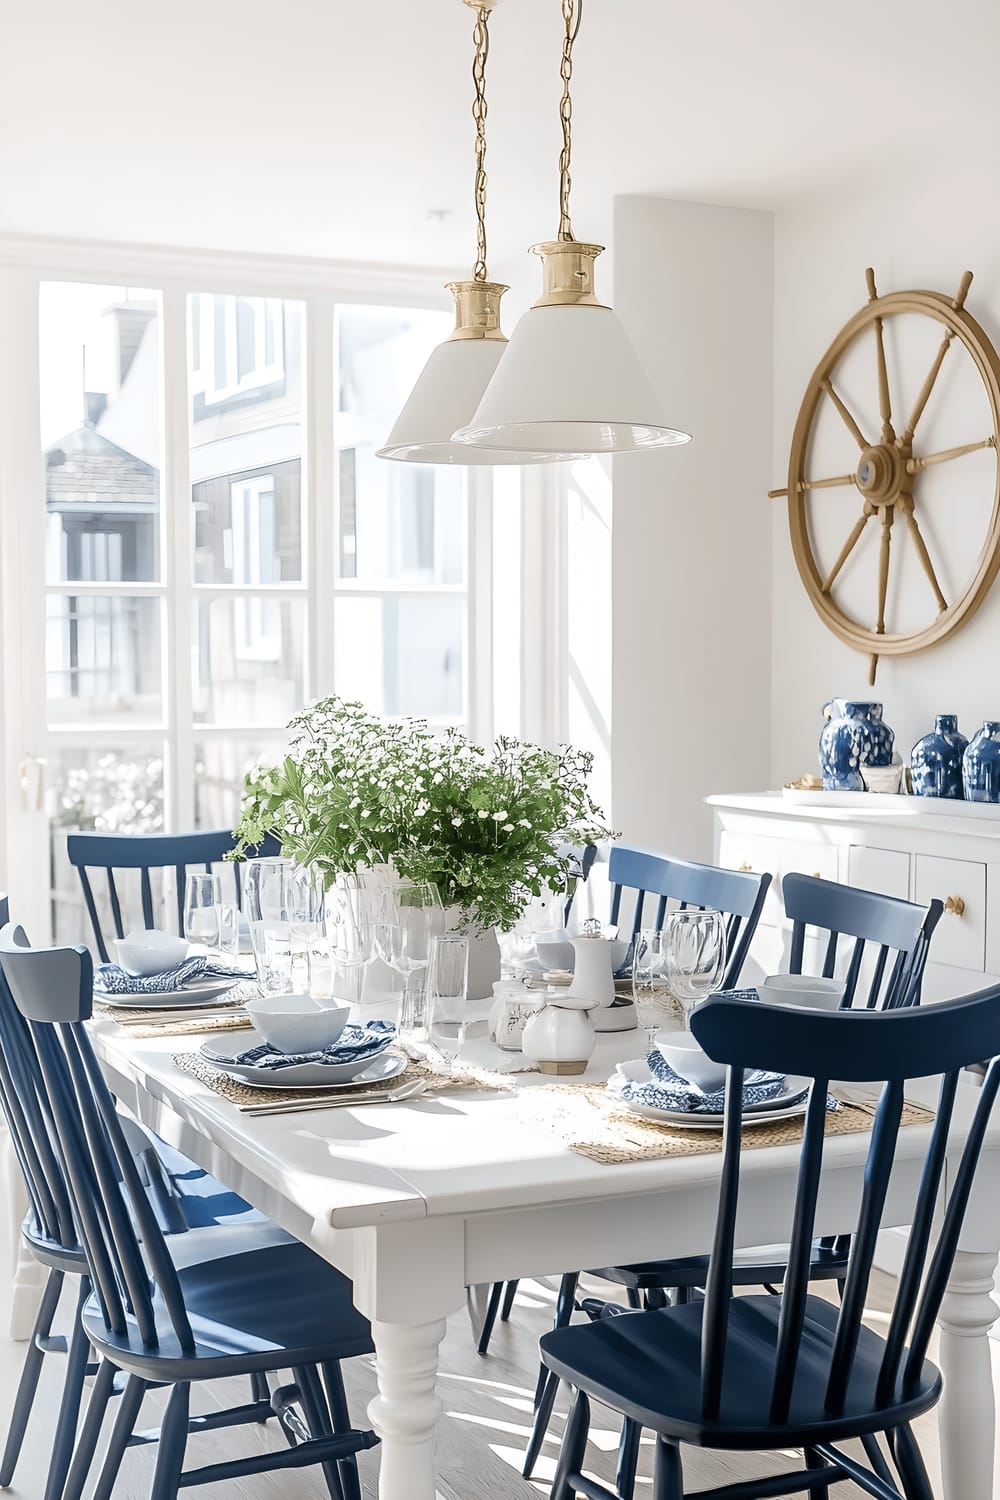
910;715;968;799
818;700;895;792
962;722;1000;803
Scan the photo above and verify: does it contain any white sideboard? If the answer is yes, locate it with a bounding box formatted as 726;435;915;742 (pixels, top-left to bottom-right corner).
708;791;1000;1003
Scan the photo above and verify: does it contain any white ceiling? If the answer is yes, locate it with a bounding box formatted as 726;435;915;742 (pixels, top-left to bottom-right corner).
1;0;997;282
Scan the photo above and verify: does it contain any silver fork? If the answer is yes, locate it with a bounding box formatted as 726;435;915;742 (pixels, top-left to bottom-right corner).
242;1078;428;1117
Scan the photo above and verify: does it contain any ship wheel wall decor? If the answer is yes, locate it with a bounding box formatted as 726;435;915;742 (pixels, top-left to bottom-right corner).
770;269;1000;684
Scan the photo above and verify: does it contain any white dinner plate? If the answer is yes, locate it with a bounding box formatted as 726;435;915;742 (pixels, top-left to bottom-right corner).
609;1059;811;1130
94;978;241;1011
199;1030;405;1089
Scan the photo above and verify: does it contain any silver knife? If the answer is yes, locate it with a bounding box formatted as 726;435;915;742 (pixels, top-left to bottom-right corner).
241;1079;428;1117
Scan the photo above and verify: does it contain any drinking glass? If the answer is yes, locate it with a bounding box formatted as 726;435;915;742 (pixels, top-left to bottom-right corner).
632;928;674;1053
285;864;326;992
216;903;241;962
427;934;471;1058
375;882;445;1039
311;873;378;1003
184;872;222;950
664;907;728;1025
244;858;293;995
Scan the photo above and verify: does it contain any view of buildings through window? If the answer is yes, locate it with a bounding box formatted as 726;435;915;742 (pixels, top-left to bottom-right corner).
40;282;463;939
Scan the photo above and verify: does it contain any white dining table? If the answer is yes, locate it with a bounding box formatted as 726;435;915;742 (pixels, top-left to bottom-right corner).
86;1016;1000;1500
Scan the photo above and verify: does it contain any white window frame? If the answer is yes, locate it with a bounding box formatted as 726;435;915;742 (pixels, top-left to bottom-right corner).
230;473;281;661
0;234;568;939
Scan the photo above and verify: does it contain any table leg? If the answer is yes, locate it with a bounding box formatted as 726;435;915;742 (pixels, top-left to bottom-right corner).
937;1248;999;1500
2;1128;45;1340
369;1318;448;1500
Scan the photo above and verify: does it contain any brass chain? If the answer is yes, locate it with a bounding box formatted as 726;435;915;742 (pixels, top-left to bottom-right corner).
558;0;582;241
471;6;491;281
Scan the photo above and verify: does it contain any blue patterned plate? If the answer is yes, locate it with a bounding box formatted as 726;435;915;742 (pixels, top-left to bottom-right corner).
608;1058;811;1131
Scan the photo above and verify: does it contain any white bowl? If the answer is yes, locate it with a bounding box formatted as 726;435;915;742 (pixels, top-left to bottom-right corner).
245;995;350;1055
757;974;846;1011
655;1029;727;1093
115;929;189;977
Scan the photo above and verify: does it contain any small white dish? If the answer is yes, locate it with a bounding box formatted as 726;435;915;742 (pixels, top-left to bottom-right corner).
115;929;190;977
199;1033;405;1089
757;974;846;1010
654;1029;727;1093
245;995;349;1055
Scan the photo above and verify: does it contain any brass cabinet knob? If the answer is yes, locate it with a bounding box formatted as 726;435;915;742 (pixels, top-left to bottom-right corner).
944;895;966;918
738;861;753;873
811;871;821;879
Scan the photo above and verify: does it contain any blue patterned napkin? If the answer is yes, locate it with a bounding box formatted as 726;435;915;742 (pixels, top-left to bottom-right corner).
615;1051;789;1114
214;1019;396;1070
95;956;250;996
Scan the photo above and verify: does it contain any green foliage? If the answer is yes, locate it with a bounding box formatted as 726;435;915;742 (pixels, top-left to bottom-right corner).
231;698;613;931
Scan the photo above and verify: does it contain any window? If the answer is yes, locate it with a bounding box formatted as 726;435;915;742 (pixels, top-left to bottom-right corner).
1;258;571;945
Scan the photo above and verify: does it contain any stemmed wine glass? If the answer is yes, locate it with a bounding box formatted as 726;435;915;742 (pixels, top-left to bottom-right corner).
632;928;676;1055
375;882;445;1040
664;908;727;1026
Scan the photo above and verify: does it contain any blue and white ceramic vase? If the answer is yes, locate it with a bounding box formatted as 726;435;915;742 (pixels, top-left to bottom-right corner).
962;722;1000;803
910;715;968;799
818;700;895;792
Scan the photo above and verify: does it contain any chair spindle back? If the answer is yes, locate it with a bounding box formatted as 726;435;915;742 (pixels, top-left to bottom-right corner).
692;989;1000;1424
608;846;771;988
783;873;943;1011
0;925;196;1352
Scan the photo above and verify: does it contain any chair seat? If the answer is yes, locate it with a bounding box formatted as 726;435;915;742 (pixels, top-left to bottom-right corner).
588;1237;851;1292
22;1217;87;1275
540;1293;941;1449
83;1232;374;1381
121;1118;267;1230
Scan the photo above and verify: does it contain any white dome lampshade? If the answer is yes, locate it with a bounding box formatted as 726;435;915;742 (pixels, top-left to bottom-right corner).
452;241;691;456
376;280;566;466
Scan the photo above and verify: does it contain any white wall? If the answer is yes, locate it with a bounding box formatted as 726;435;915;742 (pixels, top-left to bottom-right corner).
612;196;774;859
772;164;1000;784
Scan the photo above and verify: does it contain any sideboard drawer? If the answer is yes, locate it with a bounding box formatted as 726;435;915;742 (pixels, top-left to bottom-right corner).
913;854;986;971
718;829;839;927
847;846;910;900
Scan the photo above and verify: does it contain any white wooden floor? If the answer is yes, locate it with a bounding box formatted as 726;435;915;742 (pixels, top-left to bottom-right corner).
0;1269;996;1499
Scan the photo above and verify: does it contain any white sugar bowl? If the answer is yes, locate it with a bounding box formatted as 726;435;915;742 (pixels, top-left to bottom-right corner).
488;980;542;1052
521;991;596;1076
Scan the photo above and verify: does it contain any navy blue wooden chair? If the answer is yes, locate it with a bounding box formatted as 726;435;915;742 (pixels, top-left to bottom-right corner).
608;845;772;986
0;924;377;1500
0;909;288;1500
65;828;280;963
522;873;943;1492
480;849;772;1363
540;986;1000;1500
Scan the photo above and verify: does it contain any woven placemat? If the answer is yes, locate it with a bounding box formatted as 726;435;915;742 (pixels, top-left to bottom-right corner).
515;1083;935;1165
172;1048;520;1111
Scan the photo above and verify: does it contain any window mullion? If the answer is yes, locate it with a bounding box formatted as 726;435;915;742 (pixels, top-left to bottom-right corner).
307;293;336;699
162;285;195;830
467;468;493;746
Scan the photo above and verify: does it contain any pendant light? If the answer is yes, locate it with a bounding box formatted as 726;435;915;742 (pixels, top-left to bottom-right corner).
452;0;691;457
378;1;559;465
